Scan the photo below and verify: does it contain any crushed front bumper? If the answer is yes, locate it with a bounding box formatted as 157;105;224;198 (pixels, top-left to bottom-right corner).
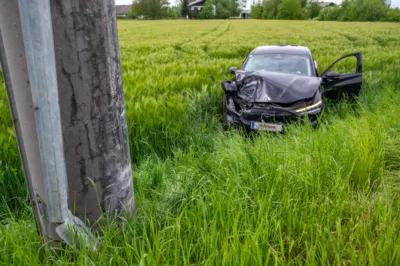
227;105;321;131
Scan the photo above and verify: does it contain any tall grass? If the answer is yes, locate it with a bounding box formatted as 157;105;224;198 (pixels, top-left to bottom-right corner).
1;20;400;264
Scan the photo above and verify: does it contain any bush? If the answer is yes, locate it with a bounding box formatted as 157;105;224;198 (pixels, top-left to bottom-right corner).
277;0;305;20
382;8;400;22
307;0;321;19
318;6;342;21
199;0;215;19
262;0;281;19
356;0;388;21
250;2;263;19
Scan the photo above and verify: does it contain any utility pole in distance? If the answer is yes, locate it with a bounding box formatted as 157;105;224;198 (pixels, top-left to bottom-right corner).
0;0;134;245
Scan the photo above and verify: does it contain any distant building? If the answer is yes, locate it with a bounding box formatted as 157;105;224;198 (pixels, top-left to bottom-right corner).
187;0;216;16
240;9;250;19
188;0;206;12
306;1;336;8
319;1;336;8
115;5;131;17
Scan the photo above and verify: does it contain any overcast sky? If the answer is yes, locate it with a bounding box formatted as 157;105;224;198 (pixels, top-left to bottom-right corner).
116;0;400;9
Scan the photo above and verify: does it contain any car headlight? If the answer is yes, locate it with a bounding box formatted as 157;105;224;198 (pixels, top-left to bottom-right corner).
295;100;322;114
238;86;257;101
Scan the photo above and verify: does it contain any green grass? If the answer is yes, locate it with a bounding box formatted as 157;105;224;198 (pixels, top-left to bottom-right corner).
1;19;400;265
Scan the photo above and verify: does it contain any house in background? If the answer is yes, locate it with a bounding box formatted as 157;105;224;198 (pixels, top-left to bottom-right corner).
188;0;206;12
188;0;248;19
115;5;131;17
187;0;216;16
307;1;336;8
319;1;336;7
240;9;250;19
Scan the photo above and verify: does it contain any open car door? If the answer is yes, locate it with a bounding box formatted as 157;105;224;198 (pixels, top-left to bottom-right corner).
321;52;362;99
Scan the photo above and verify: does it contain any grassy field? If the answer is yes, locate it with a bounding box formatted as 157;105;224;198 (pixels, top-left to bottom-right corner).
1;19;400;265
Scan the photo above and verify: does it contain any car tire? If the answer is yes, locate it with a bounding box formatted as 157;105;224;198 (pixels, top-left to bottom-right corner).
309;115;319;129
222;95;233;131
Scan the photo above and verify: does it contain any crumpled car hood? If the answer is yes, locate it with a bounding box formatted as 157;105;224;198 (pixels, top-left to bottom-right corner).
236;70;321;104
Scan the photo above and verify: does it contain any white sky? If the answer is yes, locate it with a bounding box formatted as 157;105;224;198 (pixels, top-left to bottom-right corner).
115;0;400;9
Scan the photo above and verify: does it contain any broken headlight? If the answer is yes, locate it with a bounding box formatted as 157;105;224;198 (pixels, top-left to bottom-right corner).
238;85;257;102
295;100;322;115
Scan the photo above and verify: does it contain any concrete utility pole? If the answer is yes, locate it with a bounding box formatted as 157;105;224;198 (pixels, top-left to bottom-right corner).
0;0;134;246
50;0;135;221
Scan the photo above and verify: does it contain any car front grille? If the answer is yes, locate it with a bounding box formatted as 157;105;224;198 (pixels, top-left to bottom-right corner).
242;107;298;123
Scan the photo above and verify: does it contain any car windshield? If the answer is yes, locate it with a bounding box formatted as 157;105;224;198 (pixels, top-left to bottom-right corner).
243;53;313;76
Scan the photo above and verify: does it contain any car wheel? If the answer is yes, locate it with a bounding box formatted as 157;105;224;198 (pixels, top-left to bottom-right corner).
222;95;233;131
309;115;319;129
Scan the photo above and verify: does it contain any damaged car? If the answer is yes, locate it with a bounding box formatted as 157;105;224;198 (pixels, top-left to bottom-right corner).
222;44;362;132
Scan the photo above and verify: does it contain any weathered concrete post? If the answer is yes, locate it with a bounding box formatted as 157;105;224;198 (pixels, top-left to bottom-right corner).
0;0;134;245
50;0;135;221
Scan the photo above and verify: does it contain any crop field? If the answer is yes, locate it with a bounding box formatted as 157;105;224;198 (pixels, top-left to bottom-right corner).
1;20;400;265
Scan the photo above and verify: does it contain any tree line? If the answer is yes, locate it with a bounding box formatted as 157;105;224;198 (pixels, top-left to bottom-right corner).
127;0;245;19
250;0;400;22
125;0;400;21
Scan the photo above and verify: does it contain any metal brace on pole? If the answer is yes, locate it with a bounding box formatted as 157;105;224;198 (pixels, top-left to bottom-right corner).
16;0;97;248
0;0;50;241
0;0;134;247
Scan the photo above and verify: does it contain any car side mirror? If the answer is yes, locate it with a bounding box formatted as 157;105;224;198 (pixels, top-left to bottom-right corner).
324;71;340;79
229;67;238;75
221;81;236;93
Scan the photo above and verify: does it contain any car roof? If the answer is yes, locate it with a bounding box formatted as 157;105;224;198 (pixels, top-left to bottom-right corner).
251;45;311;56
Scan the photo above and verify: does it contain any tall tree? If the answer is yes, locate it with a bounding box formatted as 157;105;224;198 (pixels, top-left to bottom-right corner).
277;0;304;19
199;0;215;18
355;0;389;21
250;1;263;18
169;5;182;18
228;0;241;17
128;1;141;18
317;5;341;20
215;1;230;18
326;0;390;21
262;0;282;19
307;0;321;18
181;0;190;17
215;0;240;18
338;0;357;21
132;0;170;19
382;7;400;22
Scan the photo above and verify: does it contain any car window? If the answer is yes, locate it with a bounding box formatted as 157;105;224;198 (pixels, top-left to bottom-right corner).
243;54;313;77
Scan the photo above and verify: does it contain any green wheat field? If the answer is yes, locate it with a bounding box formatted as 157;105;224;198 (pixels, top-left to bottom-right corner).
1;20;400;265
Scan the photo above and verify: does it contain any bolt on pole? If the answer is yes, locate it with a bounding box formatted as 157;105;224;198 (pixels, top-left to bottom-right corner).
0;0;134;246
